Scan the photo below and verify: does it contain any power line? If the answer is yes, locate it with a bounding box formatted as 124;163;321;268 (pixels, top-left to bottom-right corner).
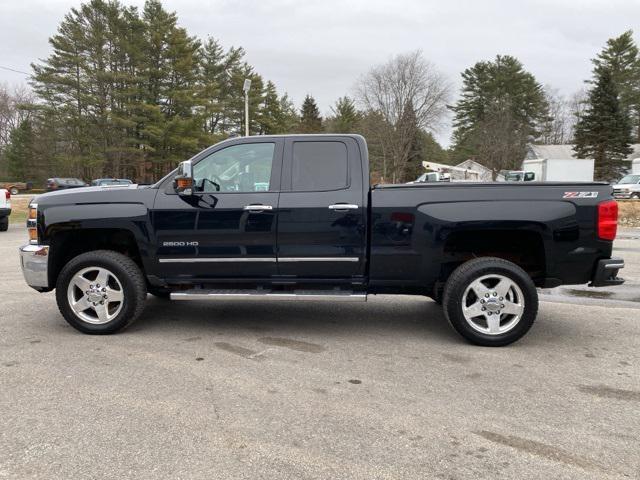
0;65;30;76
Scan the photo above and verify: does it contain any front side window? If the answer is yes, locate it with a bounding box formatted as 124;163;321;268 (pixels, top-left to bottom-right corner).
193;143;275;193
291;141;348;191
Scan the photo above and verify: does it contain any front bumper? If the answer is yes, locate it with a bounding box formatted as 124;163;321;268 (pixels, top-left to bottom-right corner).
19;244;50;291
613;193;633;199
590;258;624;287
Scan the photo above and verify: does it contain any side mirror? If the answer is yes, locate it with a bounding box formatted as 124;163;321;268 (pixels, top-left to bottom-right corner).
174;160;194;195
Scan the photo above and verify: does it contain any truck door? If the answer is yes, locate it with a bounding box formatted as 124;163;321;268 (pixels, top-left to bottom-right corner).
152;138;283;280
276;136;367;280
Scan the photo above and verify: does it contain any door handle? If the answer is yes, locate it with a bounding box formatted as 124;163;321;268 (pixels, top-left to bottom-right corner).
243;204;273;212
328;204;359;211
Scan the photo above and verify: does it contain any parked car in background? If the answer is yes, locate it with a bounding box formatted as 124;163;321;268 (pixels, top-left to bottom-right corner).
0;188;11;232
46;178;88;191
91;178;133;187
0;181;33;195
613;174;640;199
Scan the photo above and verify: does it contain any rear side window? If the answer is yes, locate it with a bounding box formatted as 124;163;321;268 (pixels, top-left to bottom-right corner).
291;141;348;191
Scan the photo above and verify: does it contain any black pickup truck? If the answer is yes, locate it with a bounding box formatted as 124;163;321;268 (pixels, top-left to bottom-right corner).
19;134;624;346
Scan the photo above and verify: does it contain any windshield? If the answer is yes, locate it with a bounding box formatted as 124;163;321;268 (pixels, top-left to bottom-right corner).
618;175;640;184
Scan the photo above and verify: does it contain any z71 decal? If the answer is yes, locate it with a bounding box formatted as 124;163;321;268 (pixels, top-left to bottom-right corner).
563;191;599;199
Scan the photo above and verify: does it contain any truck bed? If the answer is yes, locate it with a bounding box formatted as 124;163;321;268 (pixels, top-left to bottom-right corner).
369;181;614;290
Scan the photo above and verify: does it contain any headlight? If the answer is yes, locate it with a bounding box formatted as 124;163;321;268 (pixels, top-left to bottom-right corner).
27;203;38;244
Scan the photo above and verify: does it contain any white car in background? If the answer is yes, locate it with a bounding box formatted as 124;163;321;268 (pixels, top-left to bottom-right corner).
0;188;11;232
613;174;640;199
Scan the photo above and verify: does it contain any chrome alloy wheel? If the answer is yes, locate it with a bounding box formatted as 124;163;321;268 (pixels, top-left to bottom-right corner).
461;274;525;335
66;267;124;324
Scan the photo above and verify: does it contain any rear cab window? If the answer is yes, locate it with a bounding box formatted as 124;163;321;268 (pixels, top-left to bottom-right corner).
291;141;348;191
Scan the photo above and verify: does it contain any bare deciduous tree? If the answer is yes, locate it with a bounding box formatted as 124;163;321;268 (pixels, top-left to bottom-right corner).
569;88;588;126
355;50;451;183
472;101;528;179
0;84;34;150
540;87;573;144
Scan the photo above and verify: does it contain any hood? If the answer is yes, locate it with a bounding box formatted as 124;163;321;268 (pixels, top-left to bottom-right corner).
34;184;152;207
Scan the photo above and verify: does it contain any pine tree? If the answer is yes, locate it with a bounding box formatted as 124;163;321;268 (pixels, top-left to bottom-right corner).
199;38;226;138
450;55;548;172
326;96;360;133
257;81;291;134
278;94;299;132
4;120;35;180
592;30;640;142
574;69;633;182
298;95;322;133
140;0;203;179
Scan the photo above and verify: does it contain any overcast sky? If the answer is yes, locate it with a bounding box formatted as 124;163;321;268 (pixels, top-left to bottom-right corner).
1;0;638;145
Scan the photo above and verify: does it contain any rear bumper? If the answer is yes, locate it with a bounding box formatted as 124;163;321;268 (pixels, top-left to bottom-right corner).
589;258;624;287
0;207;10;217
19;244;50;291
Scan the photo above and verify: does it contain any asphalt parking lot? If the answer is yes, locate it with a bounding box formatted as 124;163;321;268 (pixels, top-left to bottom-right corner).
1;225;639;480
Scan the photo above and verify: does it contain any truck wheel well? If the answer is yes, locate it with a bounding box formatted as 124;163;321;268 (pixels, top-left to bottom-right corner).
49;229;143;287
441;230;546;286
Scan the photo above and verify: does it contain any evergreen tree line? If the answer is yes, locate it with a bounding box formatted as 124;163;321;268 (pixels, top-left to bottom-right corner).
0;0;638;184
1;0;300;183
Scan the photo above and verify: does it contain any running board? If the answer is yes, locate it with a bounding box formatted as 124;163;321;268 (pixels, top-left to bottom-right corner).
170;289;367;302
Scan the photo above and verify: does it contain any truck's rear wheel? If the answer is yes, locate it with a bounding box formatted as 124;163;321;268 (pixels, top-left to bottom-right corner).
10;187;19;195
56;250;146;334
442;257;538;346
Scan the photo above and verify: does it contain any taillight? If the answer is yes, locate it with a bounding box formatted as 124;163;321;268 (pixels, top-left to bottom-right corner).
4;190;9;200
597;200;618;241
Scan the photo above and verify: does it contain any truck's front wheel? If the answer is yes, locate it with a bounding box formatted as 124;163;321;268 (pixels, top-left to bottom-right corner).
56;250;147;334
442;257;538;346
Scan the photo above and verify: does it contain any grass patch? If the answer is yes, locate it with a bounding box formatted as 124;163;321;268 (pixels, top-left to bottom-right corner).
619;200;640;228
8;195;31;225
10;209;28;224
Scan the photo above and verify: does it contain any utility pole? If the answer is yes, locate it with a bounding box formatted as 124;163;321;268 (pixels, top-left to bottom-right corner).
243;79;251;136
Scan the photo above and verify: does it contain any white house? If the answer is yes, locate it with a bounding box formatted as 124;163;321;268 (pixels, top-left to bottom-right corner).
455;159;504;182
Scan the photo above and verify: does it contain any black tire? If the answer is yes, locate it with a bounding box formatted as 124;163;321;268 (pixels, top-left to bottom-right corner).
632;193;640;200
55;250;146;334
10;187;19;196
0;216;8;232
148;287;171;300
442;257;538;347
